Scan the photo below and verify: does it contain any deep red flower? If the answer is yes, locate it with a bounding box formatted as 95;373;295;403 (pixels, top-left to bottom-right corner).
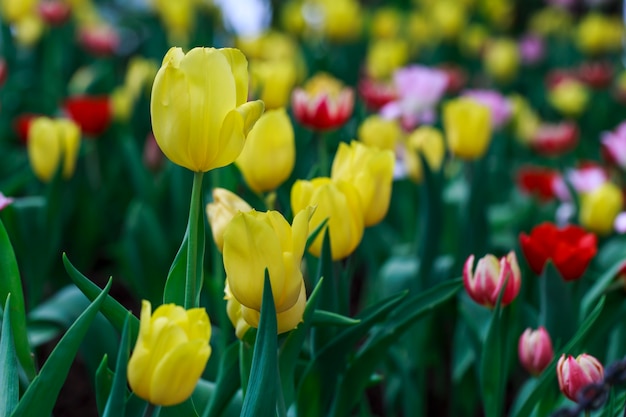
577;61;613;89
78;25;119;57
38;0;71;26
64;95;112;136
516;166;559;202
357;77;397;111
530;121;578;156
519;222;597;281
545;69;578;89
438;64;467;94
0;59;7;87
292;73;354;131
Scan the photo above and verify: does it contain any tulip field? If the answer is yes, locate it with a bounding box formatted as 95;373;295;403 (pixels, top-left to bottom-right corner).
2;0;626;416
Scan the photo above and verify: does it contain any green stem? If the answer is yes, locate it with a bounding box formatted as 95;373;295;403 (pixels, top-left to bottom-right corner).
143;403;160;417
185;171;205;309
317;131;329;177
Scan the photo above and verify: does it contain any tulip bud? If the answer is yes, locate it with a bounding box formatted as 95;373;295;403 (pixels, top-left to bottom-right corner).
331;141;395;227
250;59;297;110
64;95;112;137
518;327;554;376
223;208;312;315
483;38;520;84
443;97;492;160
127;301;212;406
557;354;604;403
236;108;295;193
463;251;521;308
548;80;589;118
291;178;364;260
579;182;624;236
365;39;408;81
151;47;264;172
403;126;446;183
357;115;401;152
27;117;81;182
206;188;253;252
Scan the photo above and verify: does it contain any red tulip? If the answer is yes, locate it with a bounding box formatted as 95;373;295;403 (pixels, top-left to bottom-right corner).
519;222;597;281
518;327;554;376
292;73;354;131
557;354;604;403
578;61;613;89
64;95;112;137
530;121;578;156
358;77;397;111
78;25;119;57
516;166;558;202
38;0;71;26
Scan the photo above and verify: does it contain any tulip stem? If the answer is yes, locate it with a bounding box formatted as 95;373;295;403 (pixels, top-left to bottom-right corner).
143;404;160;417
317;132;330;176
185;171;205;309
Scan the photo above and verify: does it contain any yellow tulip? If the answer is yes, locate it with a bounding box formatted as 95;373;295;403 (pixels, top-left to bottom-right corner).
443;97;492;160
236;108;295;193
331;141;395;227
529;6;573;37
357;115;401;151
370;7;403;39
577;13;624;55
223;208;312;314
0;0;35;23
579;183;623;235
316;0;363;42
509;95;540;144
291;178;364;260
27;117;81;182
404;126;446;183
151;47;264;172
111;87;133;122
430;0;466;41
460;24;489;57
206;188;253;252
124;57;158;99
548;80;589;118
250;59;297;110
365;38;409;80
483;38;520;84
14;14;44;47
127;300;212;406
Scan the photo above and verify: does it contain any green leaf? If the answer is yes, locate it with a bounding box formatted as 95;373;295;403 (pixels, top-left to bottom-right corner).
479;287;506;417
200;342;240;417
0;219;35;380
0;295;19;417
163;231;188;306
95;355;114;417
63;254;139;340
311;229;335;353
103;314;133;417
511;296;605;417
580;258;625;318
539;262;576;347
311;310;360;327
11;279;113;417
160;398;198;417
305;218;329;252
241;271;279;417
328;279;462;417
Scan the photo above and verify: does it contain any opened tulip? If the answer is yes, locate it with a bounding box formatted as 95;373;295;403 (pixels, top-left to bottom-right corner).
579;182;624;235
151;47;264;172
236;108;295;193
127;301;212;406
291;178;364;260
331;141;394;227
206;188;253;252
403;126;446;183
519;222;597;281
557;354;604;403
443;97;492;160
223;208;312;314
27;117;81;182
518;327;554;376
463;251;521;308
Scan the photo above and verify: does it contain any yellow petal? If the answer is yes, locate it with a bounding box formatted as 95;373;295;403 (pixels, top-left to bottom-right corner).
218;48;249;106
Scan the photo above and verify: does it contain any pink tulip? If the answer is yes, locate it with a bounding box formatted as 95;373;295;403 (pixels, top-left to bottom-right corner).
557;354;604;403
463;251;521;308
518;327;554;376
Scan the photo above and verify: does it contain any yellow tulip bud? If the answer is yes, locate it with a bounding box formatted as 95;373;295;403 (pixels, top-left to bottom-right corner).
27;117;81;182
509;95;540;144
370;7;403;39
548;80;589;118
111;87;133;122
150;47;264;172
127;300;212;406
404;126;445;183
331;141;395;226
460;24;489;57
250;59;297;110
579;183;623;235
0;0;35;23
357;115;401;151
483;38;520;84
125;57;158;100
223;208;312;314
431;0;466;41
291;178;364;260
365;38;409;80
236;108;295;193
529;7;573;37
14;14;44;47
443;97;492;160
206;188;253;252
407;12;434;52
317;0;363;42
577;13;624;55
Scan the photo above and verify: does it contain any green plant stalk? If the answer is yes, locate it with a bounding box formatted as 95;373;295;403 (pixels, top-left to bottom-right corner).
185;171;205;309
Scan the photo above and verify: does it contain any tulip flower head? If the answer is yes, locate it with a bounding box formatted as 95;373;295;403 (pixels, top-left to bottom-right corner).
463;251;521;308
548;79;589;118
235;108;295;193
27;117;81;182
579;182;624;236
291;72;354;131
64;95;112;137
206;188;253;252
462;89;512;129
519;222;597;281
601;121;626;169
443;97;492;160
518;327;554;376
529;121;578;156
357;115;401;152
127;301;212;406
358;76;397;111
557;354;604;403
483;38;520;83
403;126;446;183
151;47;264;172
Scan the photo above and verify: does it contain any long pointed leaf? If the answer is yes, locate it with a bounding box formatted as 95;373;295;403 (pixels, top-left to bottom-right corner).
11;279;113;417
95;355;114;416
0;296;18;417
201;342;240;417
163;232;188;306
103;314;132;417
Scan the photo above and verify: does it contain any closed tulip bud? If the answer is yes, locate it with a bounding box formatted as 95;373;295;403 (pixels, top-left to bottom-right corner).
223;208;312;315
236;108;295;193
577;13;623;56
557;354;604;403
224;281;251;339
316;0;363;42
431;0;466;41
443;97;492;160
548;80;589;118
151;47;264;172
27;117;81;182
365;39;409;81
463;251;521;308
331;141;394;227
518;327;554;376
483;38;520;84
250;59;297;110
291;178;364;260
357;115;401;152
370;7;403;39
127;301;212;406
579;183;624;235
206;188;253;252
404;126;446;183
0;0;36;23
14;14;44;47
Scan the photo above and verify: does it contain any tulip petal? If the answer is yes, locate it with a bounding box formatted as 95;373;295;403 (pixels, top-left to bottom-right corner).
218;48;249;107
